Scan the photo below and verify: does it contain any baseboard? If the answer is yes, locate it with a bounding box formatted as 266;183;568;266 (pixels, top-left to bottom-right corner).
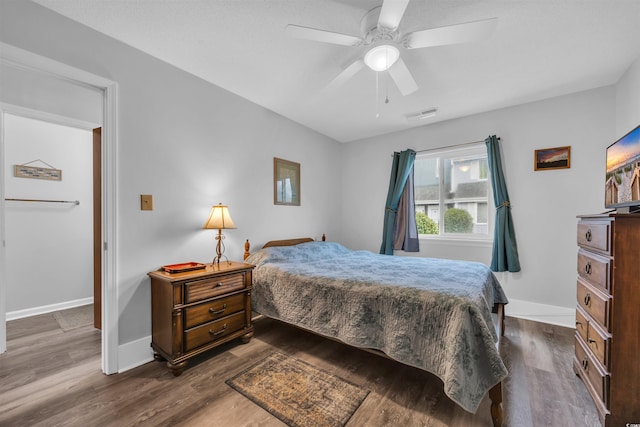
118;335;154;373
6;297;94;321
505;298;575;329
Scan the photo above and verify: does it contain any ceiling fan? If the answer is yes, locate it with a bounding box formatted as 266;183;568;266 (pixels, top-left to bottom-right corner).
285;0;497;96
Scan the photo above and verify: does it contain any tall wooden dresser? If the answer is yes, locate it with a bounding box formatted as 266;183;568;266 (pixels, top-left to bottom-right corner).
574;213;640;426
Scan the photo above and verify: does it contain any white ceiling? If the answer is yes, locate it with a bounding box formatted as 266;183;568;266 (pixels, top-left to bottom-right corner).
33;0;640;143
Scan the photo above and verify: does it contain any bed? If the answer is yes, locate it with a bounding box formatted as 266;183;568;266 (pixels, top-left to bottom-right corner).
244;238;508;426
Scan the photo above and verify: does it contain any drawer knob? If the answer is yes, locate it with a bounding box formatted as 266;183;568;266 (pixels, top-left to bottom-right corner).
209;324;228;336
209;304;227;315
585;229;592;242
588;338;597;345
583;293;591;306
216;282;223;287
575;321;582;326
581;357;589;370
584;262;592;275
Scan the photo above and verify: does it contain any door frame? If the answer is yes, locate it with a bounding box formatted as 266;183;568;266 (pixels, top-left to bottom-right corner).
0;42;119;374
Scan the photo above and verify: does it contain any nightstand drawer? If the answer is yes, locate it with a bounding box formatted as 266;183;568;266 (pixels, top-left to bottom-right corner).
185;272;246;303
575;335;609;406
184;293;245;329
184;311;245;352
577;249;611;292
577;278;610;331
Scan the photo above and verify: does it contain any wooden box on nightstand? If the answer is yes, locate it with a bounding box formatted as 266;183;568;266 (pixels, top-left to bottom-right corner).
148;261;254;376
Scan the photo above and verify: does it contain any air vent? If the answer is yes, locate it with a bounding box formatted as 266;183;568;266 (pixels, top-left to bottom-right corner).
406;108;437;122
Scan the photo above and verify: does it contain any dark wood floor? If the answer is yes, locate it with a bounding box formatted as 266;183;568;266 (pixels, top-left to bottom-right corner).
0;311;600;427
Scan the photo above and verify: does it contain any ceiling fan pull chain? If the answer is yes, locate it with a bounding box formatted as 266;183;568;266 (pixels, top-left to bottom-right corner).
384;48;390;105
375;71;380;118
385;71;390;104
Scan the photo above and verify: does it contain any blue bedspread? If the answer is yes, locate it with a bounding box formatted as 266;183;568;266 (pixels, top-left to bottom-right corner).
246;241;509;413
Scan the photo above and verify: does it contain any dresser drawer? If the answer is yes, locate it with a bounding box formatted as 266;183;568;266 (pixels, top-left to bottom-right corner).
185;272;246;303
184;293;245;329
587;318;611;368
577;249;611;292
575;306;589;343
577;278;610;331
184;311;245;352
577;221;611;254
575;335;609;407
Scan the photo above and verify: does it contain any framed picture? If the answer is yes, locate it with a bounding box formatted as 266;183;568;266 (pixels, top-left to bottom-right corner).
534;146;571;171
274;157;300;206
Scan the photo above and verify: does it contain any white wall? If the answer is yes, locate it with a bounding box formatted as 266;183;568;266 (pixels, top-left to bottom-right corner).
1;1;342;350
339;87;616;323
3;114;93;313
615;56;640;136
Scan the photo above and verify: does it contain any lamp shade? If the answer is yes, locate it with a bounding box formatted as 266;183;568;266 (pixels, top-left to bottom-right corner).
364;44;400;71
203;203;237;230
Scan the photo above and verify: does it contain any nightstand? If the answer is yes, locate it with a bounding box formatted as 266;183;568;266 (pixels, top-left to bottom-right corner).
148;261;254;376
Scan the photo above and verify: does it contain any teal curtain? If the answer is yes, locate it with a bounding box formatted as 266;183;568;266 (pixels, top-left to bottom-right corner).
485;135;521;272
393;167;419;252
380;149;416;255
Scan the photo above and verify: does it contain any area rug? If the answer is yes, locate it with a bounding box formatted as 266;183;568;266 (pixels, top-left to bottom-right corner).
226;352;369;427
53;304;93;331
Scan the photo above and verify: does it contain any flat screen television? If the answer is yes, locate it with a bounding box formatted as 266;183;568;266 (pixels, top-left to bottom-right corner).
605;124;640;212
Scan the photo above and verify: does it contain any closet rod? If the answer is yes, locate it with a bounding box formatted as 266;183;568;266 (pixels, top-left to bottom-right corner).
5;198;80;205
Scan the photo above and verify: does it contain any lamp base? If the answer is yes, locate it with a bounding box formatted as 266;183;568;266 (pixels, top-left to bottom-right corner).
212;229;231;266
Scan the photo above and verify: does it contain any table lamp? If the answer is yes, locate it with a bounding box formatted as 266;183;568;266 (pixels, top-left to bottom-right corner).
203;203;236;265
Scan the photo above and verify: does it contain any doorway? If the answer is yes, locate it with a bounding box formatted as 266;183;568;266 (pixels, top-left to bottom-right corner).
0;42;118;373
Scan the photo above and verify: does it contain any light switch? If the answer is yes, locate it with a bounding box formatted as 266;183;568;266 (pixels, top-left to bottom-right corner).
141;194;153;210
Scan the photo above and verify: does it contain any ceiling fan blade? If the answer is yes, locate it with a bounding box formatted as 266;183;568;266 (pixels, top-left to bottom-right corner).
388;57;418;96
285;24;362;47
404;18;498;49
378;0;410;30
324;59;365;92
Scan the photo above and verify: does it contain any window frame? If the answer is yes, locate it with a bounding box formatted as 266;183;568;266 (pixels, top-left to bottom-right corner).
414;143;494;242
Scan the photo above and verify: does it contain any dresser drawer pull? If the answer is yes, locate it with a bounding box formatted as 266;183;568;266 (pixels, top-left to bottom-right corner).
585;229;592;242
209;324;228;336
588;338;597;345
209;304;227;315
583;293;591;306
581;357;589;370
216;282;223;287
575;320;582;326
584;262;592;275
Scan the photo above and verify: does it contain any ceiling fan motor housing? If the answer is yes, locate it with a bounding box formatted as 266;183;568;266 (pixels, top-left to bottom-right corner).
360;6;400;46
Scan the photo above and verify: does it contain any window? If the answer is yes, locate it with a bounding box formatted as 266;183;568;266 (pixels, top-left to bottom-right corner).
414;143;492;239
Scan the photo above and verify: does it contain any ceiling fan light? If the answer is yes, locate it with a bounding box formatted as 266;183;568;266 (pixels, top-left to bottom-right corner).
364;44;399;71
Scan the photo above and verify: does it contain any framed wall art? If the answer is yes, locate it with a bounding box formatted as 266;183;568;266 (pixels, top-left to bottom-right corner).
534;146;571;171
274;157;300;206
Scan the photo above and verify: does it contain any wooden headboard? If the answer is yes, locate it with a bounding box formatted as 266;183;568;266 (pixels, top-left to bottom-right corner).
243;234;326;260
262;237;314;248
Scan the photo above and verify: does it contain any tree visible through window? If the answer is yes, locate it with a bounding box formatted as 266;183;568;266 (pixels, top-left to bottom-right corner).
414;143;491;238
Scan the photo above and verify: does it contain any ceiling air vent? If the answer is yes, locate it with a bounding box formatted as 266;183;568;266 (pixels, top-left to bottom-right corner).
406;108;438;122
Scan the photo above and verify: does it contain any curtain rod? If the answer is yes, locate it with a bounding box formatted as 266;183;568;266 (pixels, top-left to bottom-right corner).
415;137;500;154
